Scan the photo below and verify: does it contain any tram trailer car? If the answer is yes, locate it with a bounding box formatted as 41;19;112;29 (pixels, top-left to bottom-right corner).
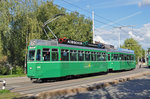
27;39;136;80
107;49;136;71
147;54;150;67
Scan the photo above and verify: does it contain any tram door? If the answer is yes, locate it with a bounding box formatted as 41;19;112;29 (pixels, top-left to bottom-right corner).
36;49;42;76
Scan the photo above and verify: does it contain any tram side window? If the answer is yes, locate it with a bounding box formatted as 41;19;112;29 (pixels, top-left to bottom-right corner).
43;48;50;61
131;55;134;60
124;55;127;60
130;55;132;60
52;49;58;61
103;53;106;61
28;50;35;61
99;53;105;61
114;54;118;61
127;55;130;60
61;49;69;61
97;52;101;61
70;50;77;61
111;54;114;61
119;54;121;60
36;49;41;61
85;51;90;61
108;54;110;61
91;52;96;61
78;51;84;61
121;54;124;60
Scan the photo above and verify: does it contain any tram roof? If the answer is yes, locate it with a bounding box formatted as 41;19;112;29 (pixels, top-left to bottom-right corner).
29;39;134;54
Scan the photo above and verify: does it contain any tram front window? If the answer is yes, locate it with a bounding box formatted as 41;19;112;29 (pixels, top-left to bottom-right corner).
28;50;35;61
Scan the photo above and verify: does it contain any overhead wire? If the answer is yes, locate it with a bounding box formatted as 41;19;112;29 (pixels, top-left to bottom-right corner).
61;0;145;38
61;0;122;27
59;0;145;40
57;5;115;27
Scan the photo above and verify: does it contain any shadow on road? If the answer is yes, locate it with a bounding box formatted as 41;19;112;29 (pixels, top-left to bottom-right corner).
58;75;150;99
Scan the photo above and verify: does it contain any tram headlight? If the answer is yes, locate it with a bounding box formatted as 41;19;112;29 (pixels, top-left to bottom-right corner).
30;67;32;69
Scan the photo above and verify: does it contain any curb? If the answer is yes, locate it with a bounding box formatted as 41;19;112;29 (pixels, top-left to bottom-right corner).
32;71;150;99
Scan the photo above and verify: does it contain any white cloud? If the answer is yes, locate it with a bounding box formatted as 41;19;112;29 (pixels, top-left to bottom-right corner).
94;35;108;44
139;0;150;7
94;23;150;49
128;31;144;41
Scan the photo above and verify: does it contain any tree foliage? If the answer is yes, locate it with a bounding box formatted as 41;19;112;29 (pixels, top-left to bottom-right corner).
0;0;92;68
121;38;145;62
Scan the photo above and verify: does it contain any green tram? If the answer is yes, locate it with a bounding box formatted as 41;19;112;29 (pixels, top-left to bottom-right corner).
107;49;135;71
147;54;150;67
27;39;136;81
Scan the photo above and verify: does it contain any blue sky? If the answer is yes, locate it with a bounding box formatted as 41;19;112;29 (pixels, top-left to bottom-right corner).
53;0;150;49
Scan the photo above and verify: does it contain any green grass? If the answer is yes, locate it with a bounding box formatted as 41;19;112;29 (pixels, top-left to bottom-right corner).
0;90;21;99
0;74;26;78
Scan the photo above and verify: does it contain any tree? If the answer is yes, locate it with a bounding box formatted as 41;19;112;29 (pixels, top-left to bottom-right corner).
0;0;93;71
121;38;144;63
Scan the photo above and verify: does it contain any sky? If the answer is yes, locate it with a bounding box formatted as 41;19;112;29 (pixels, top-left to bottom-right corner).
53;0;150;49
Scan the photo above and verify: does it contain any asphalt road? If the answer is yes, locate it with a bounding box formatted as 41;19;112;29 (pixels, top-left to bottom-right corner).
0;66;149;97
60;75;150;99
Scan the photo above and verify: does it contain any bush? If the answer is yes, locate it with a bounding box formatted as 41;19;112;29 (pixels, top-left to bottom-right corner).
0;56;24;75
13;66;24;75
0;56;10;75
0;65;10;75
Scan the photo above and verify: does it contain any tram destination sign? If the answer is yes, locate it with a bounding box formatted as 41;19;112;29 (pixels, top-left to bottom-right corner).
58;38;83;46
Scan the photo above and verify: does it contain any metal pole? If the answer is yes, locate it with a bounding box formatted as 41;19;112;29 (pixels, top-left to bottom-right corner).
92;11;95;44
24;33;27;74
43;28;51;40
114;25;135;48
47;26;58;39
119;28;120;48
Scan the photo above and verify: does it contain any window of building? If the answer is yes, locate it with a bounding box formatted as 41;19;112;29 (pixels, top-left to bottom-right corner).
36;49;41;61
52;49;58;61
28;50;35;61
61;49;69;61
70;50;77;61
78;51;84;61
42;48;50;61
85;51;90;61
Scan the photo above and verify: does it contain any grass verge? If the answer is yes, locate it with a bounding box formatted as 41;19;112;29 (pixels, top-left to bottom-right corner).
0;90;21;99
0;74;26;78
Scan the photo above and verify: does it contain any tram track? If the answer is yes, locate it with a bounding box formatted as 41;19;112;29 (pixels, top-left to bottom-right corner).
8;72;120;93
6;67;150;96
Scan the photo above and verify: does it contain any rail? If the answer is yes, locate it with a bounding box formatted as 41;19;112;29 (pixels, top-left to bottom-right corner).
0;80;6;90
